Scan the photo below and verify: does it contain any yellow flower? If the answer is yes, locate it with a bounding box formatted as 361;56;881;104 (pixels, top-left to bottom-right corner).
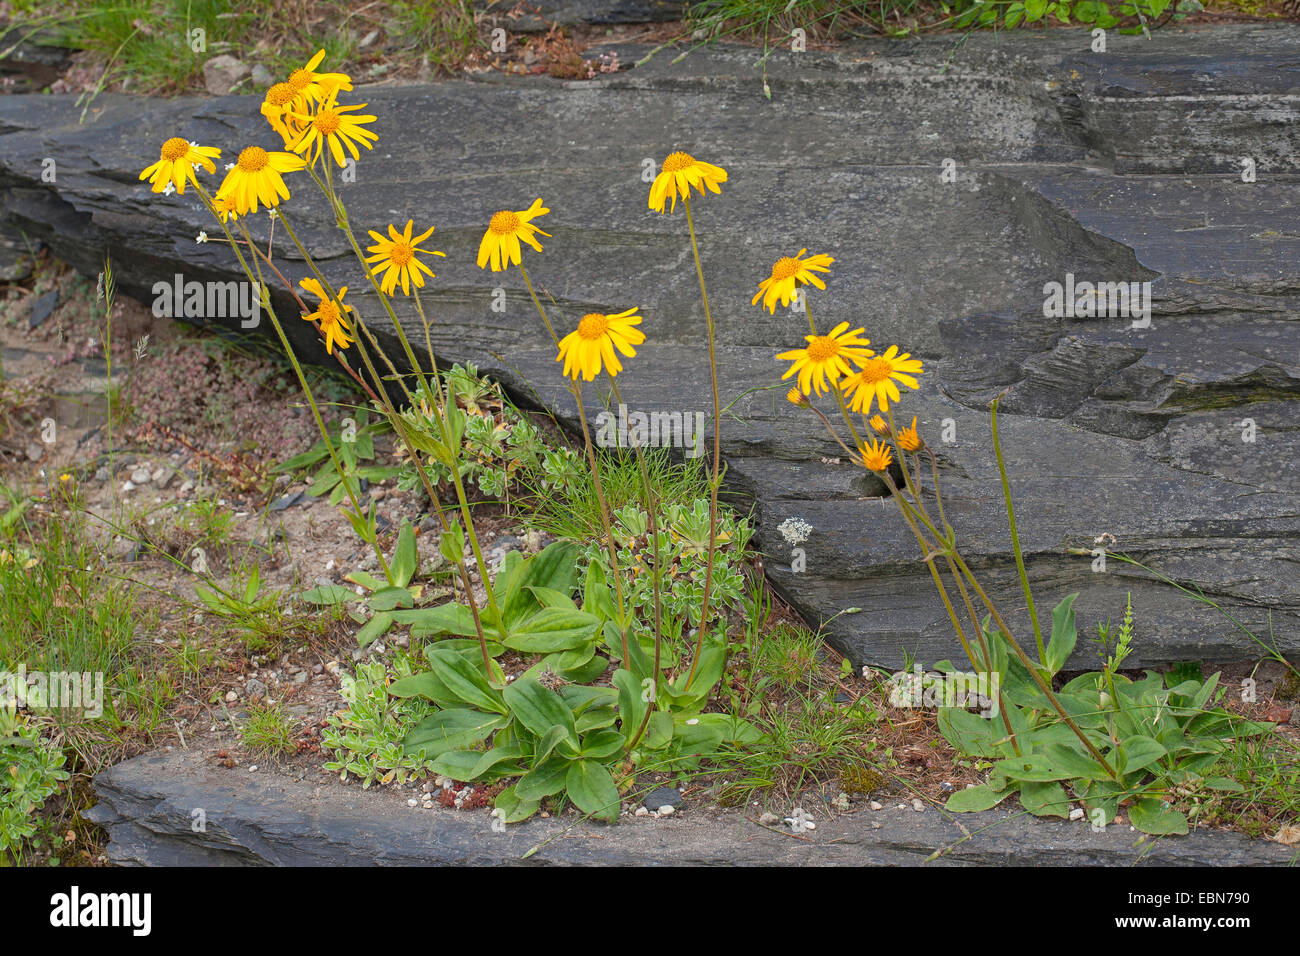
859;438;893;473
217;146;306;215
299;278;354;354
897;416;923;452
648;151;727;214
261;82;307;148
556;308;645;381
59;473;72;483
289;86;377;168
869;415;889;434
777;321;873;396
786;387;807;407
752;249;835;313
139;138;220;195
211;192;240;223
284;49;353;108
840;345;924;415
477;199;550;272
365;220;445;296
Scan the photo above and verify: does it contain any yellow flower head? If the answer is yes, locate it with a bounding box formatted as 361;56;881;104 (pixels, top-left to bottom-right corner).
786;387;807;407
752;249;835;313
556;308;645;381
777;321;873;396
261;82;308;148
299;278;354;354
859;438;894;473
869;414;889;434
285;49;353;109
217;146;306;215
59;473;72;483
139;138;220;195
365;220;445;296
649;151;727;214
477;199;550;272
289;86;378;168
211;191;240;223
840;345;924;415
897;416;923;452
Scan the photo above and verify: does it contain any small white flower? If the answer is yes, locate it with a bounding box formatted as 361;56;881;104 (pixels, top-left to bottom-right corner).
196;231;208;243
162;181;175;196
225;162;235;171
267;209;278;220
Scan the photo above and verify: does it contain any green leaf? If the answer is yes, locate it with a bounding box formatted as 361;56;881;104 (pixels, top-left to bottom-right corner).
355;611;394;648
403;709;506;756
565;760;620;822
494;784;540;823
937;707;1002;758
501;542;580;626
580;729;625;760
1045;593;1078;676
302;585;353;606
613;669;647;744
439;519;466;568
426;645;508;715
367;586;415;611
503;606;598;653
393;603;480;639
428;748;482;781
345;570;385;591
526;585;579;610
387;671;458;706
504;678;578;746
1115;735;1166;775
1025;0;1048;18
1020;780;1072;818
515;755;571;801
1129;796;1189;835
946;783;1013;812
391;520;418;588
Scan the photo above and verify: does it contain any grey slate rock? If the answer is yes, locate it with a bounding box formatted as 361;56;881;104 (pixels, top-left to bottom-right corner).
643;785;683;811
84;749;1296;866
2;26;1298;668
28;288;57;328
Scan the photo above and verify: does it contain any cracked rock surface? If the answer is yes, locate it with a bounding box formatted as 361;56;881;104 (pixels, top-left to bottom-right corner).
2;24;1297;668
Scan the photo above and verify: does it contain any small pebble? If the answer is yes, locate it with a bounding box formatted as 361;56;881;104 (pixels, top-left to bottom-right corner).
635;806;649;817
758;812;780;826
408;798;419;807
248;765;258;773
870;800;883;811
1069;808;1085;821
912;799;924;812
224;690;237;702
657;805;675;817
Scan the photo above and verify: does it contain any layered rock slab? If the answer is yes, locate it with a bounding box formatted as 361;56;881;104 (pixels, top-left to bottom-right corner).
1;25;1297;668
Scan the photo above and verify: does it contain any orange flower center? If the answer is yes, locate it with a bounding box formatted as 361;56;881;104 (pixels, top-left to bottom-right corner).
857;356;894;384
661;151;695;173
313;110;341;135
265;83;296;108
389;242;413;267
806;335;840;363
288;68;312;91
772;256;801;281
489;210;520;235
237;147;270;172
576;313;610;340
161;138;190;161
317;300;342;326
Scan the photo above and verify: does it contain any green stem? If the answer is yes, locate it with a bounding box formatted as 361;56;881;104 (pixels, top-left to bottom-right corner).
517;263;630;663
991;393;1046;666
682;192;722;692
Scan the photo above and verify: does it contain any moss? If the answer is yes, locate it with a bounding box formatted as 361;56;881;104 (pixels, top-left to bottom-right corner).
1277;668;1300;702
838;764;885;797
